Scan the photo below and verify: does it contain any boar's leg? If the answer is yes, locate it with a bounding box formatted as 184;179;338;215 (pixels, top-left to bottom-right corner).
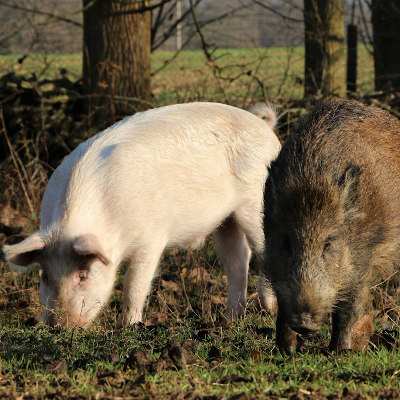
330;287;372;351
119;242;165;327
276;310;297;354
214;216;251;317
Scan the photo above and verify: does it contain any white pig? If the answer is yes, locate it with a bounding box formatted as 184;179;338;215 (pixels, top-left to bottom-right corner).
2;102;280;327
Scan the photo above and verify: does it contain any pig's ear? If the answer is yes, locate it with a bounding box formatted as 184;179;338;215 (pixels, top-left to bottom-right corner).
2;232;45;268
73;234;110;266
338;164;362;211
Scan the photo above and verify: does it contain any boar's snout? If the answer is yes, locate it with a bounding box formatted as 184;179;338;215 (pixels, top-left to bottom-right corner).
289;312;321;336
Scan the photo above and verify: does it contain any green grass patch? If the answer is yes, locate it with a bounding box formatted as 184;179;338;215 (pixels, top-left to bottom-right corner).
1;314;399;399
0;46;375;106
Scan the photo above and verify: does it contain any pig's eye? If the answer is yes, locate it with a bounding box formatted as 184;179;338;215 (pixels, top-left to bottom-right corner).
78;270;88;282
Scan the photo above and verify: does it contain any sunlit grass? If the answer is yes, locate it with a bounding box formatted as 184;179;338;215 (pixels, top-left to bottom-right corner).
0;46;375;107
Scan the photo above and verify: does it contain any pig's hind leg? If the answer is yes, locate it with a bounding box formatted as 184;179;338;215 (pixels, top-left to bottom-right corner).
214;216;251;318
234;204;278;315
257;274;278;316
119;241;165;327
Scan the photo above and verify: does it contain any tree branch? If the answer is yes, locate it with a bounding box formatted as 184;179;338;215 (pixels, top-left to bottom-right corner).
0;0;82;27
251;0;303;23
152;0;203;51
151;0;167;48
110;0;176;15
189;0;213;61
357;0;373;53
153;1;246;75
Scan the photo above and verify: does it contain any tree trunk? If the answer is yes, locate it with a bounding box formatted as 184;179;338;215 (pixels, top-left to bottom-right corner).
82;0;151;120
346;23;357;94
371;0;400;91
304;0;345;97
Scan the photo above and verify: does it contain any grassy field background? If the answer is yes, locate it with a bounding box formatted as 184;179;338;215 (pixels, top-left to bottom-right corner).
0;48;399;399
0;46;375;105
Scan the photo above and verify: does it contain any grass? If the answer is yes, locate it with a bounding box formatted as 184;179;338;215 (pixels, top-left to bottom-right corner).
1;318;399;399
0;245;399;399
0;47;398;399
0;46;375;106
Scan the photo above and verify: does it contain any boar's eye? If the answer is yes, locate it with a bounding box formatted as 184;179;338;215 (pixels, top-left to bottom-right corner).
323;236;336;254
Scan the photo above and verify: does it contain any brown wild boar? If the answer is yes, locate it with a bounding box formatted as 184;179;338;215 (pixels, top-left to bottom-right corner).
263;99;400;353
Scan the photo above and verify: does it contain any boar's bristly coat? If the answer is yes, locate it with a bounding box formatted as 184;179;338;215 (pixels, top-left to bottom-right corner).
264;99;400;353
3;102;281;327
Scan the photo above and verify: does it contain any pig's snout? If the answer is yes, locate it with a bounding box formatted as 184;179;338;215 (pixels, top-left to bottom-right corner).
42;309;89;328
60;314;89;328
289;312;320;336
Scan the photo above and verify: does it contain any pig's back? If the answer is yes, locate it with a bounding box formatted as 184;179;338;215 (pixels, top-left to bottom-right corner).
72;101;276;180
41;102;279;233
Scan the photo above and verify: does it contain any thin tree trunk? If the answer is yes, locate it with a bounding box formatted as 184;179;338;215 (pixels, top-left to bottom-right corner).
82;0;151;120
176;0;183;50
346;23;357;94
371;0;400;91
304;0;345;97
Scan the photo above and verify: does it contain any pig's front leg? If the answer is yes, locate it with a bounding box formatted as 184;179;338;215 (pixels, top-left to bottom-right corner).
330;287;373;351
276;310;297;354
119;244;165;327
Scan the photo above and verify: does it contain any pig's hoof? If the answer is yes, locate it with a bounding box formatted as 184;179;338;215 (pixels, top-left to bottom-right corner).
117;314;143;328
328;342;355;353
277;343;296;355
225;306;246;321
296;335;305;352
331;348;355;355
258;291;278;317
276;336;297;355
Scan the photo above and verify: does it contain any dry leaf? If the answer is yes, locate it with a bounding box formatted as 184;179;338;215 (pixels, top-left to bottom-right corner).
161;279;180;292
188;266;210;283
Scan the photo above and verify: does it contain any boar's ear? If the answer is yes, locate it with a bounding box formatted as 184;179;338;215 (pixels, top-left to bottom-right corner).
338;164;362;210
73;234;110;266
2;232;45;269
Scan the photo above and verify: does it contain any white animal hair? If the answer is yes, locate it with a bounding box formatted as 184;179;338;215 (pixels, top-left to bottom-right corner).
247;102;278;129
4;102;281;327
